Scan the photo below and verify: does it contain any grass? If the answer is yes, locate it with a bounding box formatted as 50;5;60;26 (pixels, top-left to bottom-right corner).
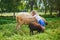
0;16;60;40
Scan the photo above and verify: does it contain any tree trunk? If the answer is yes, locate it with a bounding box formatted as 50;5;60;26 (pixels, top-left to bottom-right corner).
31;5;33;11
58;9;60;16
45;8;47;15
1;8;3;16
13;12;15;19
30;0;34;11
50;11;52;16
50;8;52;16
0;11;2;16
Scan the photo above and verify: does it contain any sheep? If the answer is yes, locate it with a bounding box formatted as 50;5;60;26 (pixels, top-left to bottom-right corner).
16;12;37;30
29;22;45;35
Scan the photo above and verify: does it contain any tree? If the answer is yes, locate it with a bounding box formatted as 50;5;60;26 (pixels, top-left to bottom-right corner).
43;0;60;16
29;0;34;11
43;0;48;14
0;0;21;18
56;0;60;16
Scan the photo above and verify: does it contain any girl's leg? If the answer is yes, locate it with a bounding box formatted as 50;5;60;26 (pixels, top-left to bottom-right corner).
31;22;45;30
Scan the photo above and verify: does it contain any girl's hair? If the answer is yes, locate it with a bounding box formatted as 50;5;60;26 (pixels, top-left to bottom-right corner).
31;10;37;14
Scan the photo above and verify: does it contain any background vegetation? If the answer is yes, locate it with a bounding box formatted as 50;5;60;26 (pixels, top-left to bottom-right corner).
0;0;60;16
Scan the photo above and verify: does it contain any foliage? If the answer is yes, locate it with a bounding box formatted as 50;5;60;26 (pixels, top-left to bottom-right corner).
43;0;60;15
0;0;60;16
0;0;21;12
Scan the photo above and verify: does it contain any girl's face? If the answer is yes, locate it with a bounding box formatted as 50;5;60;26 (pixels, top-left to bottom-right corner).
32;13;35;16
32;11;36;16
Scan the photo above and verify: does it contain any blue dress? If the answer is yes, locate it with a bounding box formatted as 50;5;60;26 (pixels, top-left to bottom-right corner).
38;19;45;26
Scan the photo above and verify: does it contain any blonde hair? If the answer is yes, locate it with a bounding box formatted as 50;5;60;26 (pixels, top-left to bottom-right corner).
31;10;37;15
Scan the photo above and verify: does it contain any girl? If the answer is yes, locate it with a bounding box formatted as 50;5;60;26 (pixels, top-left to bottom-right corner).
31;10;47;30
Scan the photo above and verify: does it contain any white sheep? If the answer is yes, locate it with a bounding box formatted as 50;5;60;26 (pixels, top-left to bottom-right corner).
16;12;37;30
16;12;48;30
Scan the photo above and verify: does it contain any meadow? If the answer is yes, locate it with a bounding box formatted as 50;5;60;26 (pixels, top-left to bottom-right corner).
0;13;60;40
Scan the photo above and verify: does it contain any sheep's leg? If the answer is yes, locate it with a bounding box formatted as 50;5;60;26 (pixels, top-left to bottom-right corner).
16;17;21;30
30;30;34;35
16;19;24;30
37;29;41;33
16;23;20;30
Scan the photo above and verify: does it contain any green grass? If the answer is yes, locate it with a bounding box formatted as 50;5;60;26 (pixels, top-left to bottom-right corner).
0;16;60;40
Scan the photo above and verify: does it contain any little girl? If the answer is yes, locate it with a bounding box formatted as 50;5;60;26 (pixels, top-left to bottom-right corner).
31;10;46;30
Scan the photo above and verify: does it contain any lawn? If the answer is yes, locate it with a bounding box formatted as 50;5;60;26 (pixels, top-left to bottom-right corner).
0;15;60;40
